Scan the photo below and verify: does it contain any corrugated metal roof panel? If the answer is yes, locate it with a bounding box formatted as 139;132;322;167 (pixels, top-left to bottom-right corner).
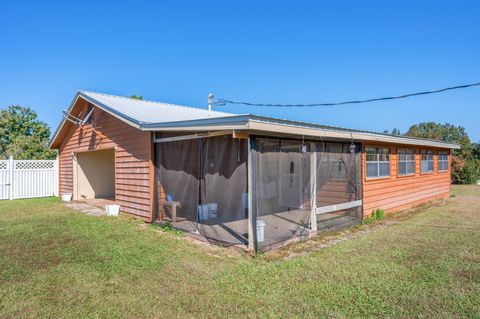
79;90;237;124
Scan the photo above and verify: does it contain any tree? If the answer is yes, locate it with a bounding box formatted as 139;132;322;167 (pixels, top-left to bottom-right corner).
405;122;479;184
129;95;143;100
405;122;471;154
383;128;401;135
391;128;401;136
0;105;56;160
472;143;480;160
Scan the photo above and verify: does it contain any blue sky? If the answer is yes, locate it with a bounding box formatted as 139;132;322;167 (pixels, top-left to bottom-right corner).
1;1;479;141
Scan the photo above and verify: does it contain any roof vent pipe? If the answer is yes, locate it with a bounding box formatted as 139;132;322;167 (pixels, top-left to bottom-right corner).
208;93;214;116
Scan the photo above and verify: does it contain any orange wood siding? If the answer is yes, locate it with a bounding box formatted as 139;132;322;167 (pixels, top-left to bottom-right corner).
316;180;356;207
362;143;451;216
58;98;152;219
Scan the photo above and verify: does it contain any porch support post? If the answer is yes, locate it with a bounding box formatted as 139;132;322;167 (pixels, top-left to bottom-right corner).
310;143;317;234
247;136;256;252
149;133;157;223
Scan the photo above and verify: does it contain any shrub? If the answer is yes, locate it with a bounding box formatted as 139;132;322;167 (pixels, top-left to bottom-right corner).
363;209;385;224
452;157;480;184
151;221;184;236
374;209;385;220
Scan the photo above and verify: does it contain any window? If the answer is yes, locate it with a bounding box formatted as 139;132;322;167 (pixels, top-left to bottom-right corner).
421;150;434;173
366;147;390;178
398;148;415;176
438;151;449;172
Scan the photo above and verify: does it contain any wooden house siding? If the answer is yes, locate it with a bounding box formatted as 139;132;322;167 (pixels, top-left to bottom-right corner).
55;98;453;222
58;98;152;219
361;142;451;216
316;180;357;207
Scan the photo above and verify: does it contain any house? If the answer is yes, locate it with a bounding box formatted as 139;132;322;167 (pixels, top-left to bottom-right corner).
49;91;460;251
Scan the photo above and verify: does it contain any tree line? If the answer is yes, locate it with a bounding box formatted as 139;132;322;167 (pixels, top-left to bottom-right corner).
1;105;479;183
387;123;480;184
0;106;56;160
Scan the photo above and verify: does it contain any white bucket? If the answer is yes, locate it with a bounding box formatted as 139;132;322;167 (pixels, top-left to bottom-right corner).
256;220;266;243
208;203;218;218
197;204;209;221
105;204;120;217
61;193;72;202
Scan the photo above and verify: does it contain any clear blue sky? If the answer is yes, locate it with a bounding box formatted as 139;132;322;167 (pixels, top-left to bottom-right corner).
1;1;479;141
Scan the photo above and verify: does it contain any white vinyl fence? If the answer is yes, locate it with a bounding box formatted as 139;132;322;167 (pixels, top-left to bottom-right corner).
0;157;58;200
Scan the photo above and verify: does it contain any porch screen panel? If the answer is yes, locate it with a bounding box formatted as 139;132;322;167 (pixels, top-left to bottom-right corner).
155;136;248;246
254;138;312;250
197;136;248;245
156;139;200;233
315;142;362;230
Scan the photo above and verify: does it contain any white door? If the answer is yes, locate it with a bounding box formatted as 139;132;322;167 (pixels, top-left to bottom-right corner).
278;146;303;208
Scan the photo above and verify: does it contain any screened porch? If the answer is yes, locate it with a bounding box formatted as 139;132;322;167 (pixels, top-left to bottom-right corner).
153;132;362;251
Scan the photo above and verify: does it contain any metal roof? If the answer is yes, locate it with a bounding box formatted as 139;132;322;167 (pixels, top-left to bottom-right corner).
49;90;461;149
79;90;237;124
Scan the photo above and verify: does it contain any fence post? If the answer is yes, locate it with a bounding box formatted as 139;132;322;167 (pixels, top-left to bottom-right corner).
8;156;14;200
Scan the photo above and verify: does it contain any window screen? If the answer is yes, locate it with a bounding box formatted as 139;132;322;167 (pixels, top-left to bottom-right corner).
438;151;449;172
421;150;434;173
366;147;390;178
398;148;415;176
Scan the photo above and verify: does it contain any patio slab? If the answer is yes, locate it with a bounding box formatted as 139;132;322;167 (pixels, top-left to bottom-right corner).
65;201;109;217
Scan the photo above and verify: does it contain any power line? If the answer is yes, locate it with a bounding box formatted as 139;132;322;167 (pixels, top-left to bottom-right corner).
215;81;480;107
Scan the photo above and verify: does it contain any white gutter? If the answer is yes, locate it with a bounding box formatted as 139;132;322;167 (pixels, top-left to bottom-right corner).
246;120;460;149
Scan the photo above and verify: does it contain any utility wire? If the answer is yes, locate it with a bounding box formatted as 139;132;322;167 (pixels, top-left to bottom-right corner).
216;81;480;107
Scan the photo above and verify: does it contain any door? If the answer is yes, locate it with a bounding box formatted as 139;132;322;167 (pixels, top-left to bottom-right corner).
73;149;115;200
278;144;304;208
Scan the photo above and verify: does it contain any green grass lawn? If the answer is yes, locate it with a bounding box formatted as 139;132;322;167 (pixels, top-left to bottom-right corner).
1;186;479;318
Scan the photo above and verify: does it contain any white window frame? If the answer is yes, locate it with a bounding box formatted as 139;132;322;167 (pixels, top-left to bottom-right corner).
366;146;390;179
398;148;416;176
438;151;449;172
421;150;434;174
